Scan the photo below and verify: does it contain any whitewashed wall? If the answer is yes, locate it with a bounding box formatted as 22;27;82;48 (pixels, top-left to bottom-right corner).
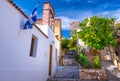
0;1;58;81
48;26;58;75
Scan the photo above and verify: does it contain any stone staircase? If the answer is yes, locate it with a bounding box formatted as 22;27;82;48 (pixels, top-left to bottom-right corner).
101;61;120;81
48;66;79;81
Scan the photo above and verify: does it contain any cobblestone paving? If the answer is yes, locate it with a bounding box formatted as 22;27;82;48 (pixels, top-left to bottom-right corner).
48;54;79;81
48;54;120;81
62;55;78;66
54;66;79;78
101;60;120;81
49;66;79;81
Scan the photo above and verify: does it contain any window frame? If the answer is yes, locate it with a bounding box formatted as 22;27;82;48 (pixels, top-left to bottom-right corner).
29;35;38;57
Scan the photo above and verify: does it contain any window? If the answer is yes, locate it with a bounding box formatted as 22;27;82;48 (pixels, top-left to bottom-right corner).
30;35;38;57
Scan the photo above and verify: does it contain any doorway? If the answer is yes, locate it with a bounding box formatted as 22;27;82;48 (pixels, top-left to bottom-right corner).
48;45;53;76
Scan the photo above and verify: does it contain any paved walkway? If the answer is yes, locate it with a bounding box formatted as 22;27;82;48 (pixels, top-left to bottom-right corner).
52;66;79;81
54;66;79;78
62;54;79;66
101;60;120;81
48;54;120;81
48;54;79;81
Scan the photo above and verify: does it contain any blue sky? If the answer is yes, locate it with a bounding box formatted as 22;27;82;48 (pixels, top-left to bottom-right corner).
13;0;120;38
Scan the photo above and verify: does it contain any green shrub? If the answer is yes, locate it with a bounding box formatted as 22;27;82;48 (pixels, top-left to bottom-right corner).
93;56;101;68
77;52;90;68
74;53;79;62
75;53;101;68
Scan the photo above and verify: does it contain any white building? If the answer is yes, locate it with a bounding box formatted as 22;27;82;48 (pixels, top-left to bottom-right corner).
0;1;60;81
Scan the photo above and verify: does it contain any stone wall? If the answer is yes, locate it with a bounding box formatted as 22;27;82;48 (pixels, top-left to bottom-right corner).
80;68;107;80
109;46;120;70
100;47;111;60
113;59;120;70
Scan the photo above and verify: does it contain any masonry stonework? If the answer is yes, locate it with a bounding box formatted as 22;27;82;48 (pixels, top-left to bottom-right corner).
42;2;55;30
80;69;107;80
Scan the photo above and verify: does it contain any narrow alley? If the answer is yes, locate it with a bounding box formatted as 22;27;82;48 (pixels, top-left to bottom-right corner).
48;54;120;81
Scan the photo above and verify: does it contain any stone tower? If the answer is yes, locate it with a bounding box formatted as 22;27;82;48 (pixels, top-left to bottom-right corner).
42;2;55;31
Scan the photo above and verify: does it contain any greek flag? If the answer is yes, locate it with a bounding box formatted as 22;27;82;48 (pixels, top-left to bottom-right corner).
23;4;39;29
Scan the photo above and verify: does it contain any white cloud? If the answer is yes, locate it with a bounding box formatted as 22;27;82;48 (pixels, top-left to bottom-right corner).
100;9;120;19
100;11;110;16
99;4;108;8
56;11;93;30
57;8;120;30
87;0;94;3
111;9;120;18
56;16;79;30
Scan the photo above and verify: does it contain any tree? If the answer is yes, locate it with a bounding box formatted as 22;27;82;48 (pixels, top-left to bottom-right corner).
78;16;117;50
61;37;69;52
68;35;77;51
69;21;81;53
61;37;77;54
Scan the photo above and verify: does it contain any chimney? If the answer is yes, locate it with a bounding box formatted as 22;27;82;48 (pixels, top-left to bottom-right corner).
42;2;55;30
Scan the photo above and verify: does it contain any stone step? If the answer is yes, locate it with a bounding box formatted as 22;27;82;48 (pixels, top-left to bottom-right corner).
56;66;78;73
48;78;80;81
48;78;107;81
54;66;79;78
56;66;78;70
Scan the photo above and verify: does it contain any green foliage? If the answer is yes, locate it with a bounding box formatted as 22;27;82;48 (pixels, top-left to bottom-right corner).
93;56;101;68
79;53;90;68
74;53;80;61
70;30;80;53
75;52;90;68
79;16;117;50
74;53;102;68
68;37;77;51
61;37;77;53
61;38;69;51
